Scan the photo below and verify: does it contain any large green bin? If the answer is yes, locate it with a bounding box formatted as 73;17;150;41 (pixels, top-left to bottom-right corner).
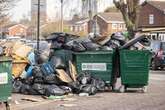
73;51;114;85
0;57;12;102
0;57;12;109
52;49;73;67
119;50;151;92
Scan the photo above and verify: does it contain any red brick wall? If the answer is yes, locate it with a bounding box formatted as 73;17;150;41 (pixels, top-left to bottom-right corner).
107;23;126;35
93;16;126;35
9;25;27;37
138;3;165;27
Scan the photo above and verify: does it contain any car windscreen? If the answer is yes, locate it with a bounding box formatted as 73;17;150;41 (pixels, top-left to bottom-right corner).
150;41;161;52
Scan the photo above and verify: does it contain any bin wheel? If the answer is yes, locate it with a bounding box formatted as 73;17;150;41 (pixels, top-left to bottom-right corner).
124;86;127;91
5;102;10;110
119;85;125;93
141;86;147;93
112;84;116;91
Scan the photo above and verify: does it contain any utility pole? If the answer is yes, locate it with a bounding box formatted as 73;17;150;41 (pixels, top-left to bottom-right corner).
94;0;98;35
60;0;63;32
88;0;93;33
37;0;40;52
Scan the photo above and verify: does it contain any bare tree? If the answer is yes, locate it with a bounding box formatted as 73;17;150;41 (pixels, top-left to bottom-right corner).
113;0;140;39
0;0;18;25
104;6;119;13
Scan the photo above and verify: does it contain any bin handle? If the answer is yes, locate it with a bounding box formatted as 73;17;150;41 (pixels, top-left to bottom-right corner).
126;65;145;68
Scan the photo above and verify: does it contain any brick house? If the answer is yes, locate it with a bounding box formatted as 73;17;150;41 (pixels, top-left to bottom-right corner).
8;24;28;37
88;12;126;35
138;1;165;40
67;18;89;36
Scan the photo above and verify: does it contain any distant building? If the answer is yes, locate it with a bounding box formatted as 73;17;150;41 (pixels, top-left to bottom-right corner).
138;1;165;41
88;12;126;35
31;0;47;23
67;18;89;36
8;24;28;37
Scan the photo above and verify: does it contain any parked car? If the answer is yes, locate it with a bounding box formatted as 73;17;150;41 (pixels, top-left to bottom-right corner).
150;41;165;70
6;36;21;41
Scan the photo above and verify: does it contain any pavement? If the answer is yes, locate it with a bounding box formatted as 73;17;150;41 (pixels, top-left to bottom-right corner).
1;71;165;110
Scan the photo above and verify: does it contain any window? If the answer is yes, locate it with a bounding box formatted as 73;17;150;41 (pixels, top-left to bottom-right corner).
20;28;24;33
112;23;117;29
119;24;122;29
84;24;86;31
79;26;82;31
122;24;126;29
70;26;73;31
149;14;154;24
75;26;78;32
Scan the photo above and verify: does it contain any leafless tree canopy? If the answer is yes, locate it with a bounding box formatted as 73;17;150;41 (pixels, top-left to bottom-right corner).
0;0;18;25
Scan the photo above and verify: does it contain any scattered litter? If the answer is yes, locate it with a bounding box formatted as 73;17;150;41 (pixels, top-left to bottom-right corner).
14;100;20;105
62;98;76;101
56;69;73;83
79;93;89;97
21;98;42;102
69;60;77;82
59;104;77;107
47;95;65;100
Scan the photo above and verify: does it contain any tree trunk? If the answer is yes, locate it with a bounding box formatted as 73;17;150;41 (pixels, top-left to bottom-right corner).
113;0;140;39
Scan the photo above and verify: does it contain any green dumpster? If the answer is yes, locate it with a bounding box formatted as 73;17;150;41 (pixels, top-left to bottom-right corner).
73;51;114;85
51;49;73;67
0;57;12;109
119;50;151;92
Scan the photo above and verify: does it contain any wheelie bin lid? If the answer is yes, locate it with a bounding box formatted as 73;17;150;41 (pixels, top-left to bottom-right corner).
0;56;12;62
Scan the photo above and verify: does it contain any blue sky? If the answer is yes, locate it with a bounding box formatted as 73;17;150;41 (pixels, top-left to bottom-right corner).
10;0;113;21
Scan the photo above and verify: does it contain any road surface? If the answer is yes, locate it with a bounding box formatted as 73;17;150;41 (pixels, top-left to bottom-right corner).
1;71;165;110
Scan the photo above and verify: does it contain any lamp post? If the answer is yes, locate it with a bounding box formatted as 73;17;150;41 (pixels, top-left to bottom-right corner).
60;0;63;32
37;0;40;52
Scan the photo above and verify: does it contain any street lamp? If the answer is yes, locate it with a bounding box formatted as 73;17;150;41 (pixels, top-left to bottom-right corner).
37;0;40;53
60;0;63;32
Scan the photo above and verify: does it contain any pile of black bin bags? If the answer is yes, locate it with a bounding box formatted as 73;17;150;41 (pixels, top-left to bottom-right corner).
12;32;151;96
12;68;106;96
12;50;106;96
47;32;151;51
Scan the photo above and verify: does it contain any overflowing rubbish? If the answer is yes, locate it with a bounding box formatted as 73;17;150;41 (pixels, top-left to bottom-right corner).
12;68;106;96
47;32;150;51
0;32;151;97
120;34;150;50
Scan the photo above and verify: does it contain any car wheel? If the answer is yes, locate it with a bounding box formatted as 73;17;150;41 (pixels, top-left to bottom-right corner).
151;60;157;70
160;66;164;70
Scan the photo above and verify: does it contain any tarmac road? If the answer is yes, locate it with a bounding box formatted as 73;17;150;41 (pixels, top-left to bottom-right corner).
7;70;165;110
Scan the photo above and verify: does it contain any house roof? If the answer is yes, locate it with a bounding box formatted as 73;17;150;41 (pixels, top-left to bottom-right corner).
68;18;89;25
8;24;28;30
147;1;165;12
97;12;124;23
